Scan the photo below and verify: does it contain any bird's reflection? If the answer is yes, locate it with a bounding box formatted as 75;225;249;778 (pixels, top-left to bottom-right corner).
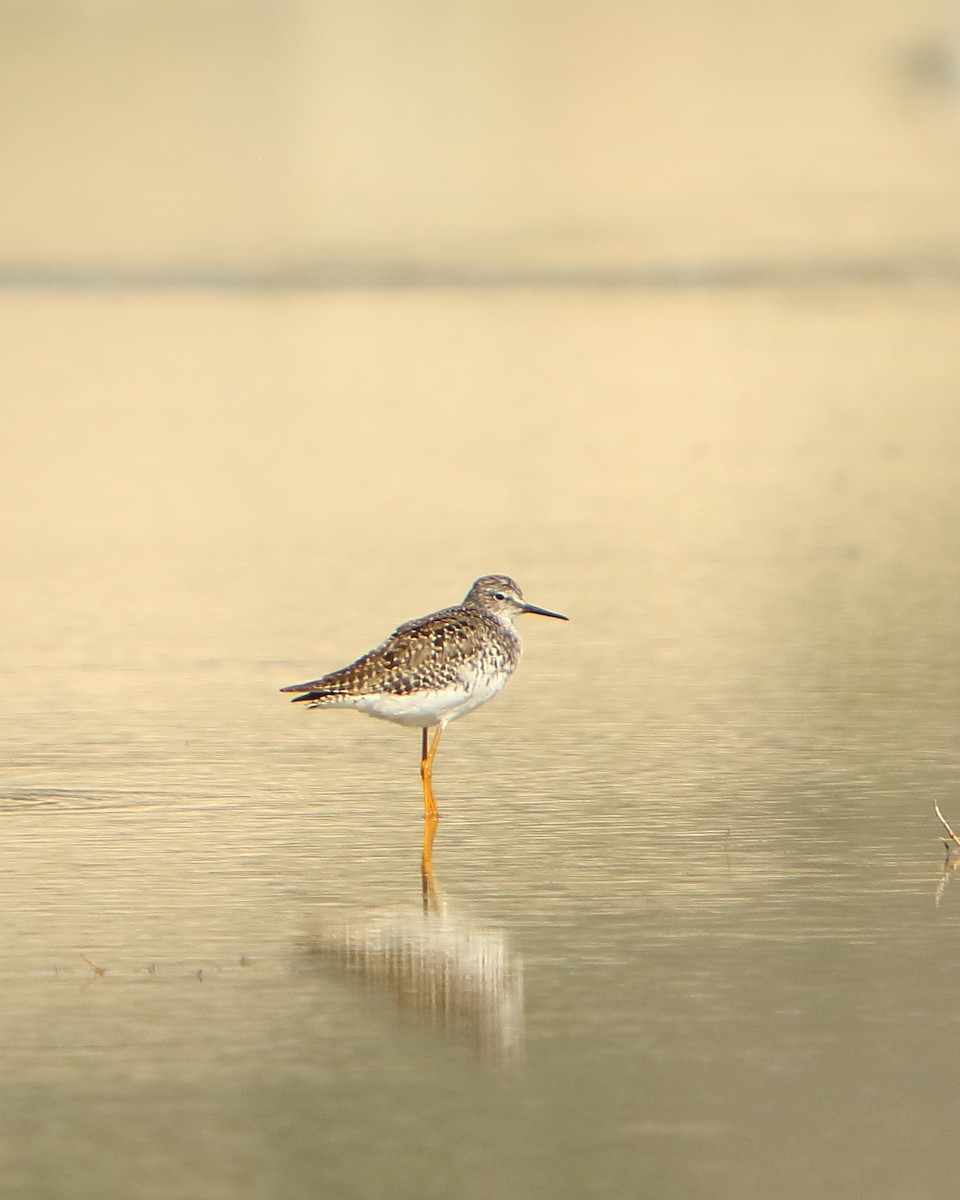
302;817;523;1064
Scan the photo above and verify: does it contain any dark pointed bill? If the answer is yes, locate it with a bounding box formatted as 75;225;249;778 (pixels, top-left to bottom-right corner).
521;602;568;621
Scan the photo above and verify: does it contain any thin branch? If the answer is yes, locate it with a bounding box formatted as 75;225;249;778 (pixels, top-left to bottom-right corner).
934;800;960;853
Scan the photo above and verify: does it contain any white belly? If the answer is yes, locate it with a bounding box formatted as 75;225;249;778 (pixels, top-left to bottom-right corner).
357;673;507;728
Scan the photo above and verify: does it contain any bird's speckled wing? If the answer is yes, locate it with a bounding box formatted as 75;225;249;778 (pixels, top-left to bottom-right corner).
280;605;515;703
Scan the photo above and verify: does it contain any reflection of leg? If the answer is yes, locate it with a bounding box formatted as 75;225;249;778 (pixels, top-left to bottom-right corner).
421;814;441;912
419;725;443;819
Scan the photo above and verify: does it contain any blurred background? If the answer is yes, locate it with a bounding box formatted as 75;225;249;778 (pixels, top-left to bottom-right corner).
3;0;960;281
3;4;960;1200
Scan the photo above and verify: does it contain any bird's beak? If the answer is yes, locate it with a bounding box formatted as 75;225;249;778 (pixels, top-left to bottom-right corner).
521;602;569;621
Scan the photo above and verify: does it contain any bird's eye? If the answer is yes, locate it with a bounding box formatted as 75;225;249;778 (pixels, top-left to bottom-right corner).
494;592;505;601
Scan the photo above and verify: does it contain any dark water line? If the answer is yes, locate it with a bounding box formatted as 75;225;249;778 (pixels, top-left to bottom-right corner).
3;255;960;292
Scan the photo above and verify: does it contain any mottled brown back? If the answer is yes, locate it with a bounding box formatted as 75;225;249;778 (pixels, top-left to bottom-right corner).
280;604;520;704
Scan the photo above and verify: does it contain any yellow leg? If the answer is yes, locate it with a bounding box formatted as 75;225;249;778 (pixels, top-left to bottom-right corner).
421;812;440;912
419;725;443;820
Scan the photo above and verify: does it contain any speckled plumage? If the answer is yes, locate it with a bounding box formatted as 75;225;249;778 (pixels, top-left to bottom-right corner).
281;576;567;817
281;575;564;728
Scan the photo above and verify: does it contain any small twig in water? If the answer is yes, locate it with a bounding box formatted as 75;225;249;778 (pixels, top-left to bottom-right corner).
933;800;960;854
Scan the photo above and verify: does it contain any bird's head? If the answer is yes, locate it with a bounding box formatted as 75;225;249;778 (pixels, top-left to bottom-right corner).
463;575;568;623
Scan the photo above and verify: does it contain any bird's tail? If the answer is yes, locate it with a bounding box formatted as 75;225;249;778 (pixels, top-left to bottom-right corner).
280;680;351;706
280;681;331;700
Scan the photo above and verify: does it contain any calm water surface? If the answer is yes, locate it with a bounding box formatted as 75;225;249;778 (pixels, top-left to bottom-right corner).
2;285;960;1199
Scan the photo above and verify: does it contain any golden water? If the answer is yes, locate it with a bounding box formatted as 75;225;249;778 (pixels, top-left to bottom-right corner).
2;283;959;1198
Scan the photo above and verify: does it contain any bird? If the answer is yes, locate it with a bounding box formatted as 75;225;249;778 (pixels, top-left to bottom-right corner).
280;575;568;819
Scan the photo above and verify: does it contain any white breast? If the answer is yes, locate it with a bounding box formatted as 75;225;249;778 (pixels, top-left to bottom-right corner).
357;670;510;728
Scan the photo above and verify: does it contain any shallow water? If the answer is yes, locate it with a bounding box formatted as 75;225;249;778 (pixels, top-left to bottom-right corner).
2;283;960;1199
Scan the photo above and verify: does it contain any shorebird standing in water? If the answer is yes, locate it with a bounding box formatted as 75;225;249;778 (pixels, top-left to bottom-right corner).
281;575;568;818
